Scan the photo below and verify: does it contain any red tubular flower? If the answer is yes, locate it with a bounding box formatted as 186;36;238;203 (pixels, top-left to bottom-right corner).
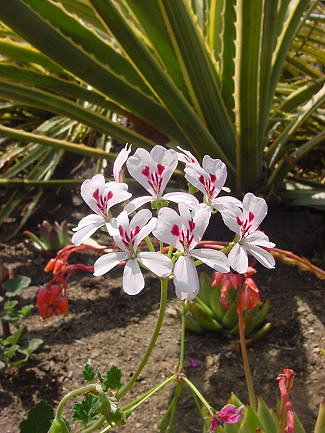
37;285;68;319
277;369;295;433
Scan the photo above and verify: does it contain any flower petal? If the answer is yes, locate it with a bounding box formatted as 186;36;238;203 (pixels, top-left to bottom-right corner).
123;259;144;295
71;214;105;245
113;143;132;182
137;252;173;278
163;192;199;209
245;231;275;248
246;244;275;269
228;243;249;274
191;248;229;273
153;207;183;251
173;255;199;300
130;208;152;231
124;196;152;214
93;252;129;276
134;217;157;250
242;193;268;231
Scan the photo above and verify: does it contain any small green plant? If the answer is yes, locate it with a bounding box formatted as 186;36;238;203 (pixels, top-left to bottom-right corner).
182;270;271;342
24;220;70;254
0;263;43;371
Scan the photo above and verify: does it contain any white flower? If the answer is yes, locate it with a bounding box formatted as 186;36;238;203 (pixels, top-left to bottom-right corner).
113;143;132;182
93;209;173;295
72;174;131;245
125;145;199;212
176;146;199;165
153;203;229;300
184;155;241;213
223;193;275;273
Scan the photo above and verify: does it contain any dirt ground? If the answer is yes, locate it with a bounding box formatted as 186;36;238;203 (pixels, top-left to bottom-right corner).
0;188;324;433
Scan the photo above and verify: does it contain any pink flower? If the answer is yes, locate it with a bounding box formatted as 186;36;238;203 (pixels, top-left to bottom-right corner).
184;155;241;213
223;193;275;273
210;404;243;432
93;209;172;295
72;174;132;245
153;203;229;300
125;145;198;213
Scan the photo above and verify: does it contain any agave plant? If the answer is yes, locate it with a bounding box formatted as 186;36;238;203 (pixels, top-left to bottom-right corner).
182;272;271;342
23;220;70;254
0;0;324;204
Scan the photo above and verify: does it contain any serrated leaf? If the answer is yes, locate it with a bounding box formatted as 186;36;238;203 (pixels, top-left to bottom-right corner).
19;400;54;433
72;394;101;426
82;363;95;382
3;275;31;296
103;365;123;391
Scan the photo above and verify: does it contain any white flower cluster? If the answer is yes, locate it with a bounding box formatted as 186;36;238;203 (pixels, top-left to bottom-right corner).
72;145;275;300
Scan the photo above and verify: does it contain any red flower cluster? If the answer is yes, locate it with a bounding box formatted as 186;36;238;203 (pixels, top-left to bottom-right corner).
212;267;261;311
37;285;68;319
36;245;94;320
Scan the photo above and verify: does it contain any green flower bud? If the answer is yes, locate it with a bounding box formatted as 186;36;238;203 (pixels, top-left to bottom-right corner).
48;418;69;433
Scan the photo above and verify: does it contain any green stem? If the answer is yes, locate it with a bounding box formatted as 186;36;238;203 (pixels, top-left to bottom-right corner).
183;377;214;415
166;382;183;430
144;235;155;252
179;302;187;371
237;298;257;410
117;277;169;399
56;384;97;419
80;416;105;433
123;374;177;414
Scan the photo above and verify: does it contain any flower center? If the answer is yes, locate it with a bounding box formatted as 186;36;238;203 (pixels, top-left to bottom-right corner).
93;188;113;216
118;224;141;252
199;174;216;200
141;164;165;195
236;211;254;237
171;220;196;252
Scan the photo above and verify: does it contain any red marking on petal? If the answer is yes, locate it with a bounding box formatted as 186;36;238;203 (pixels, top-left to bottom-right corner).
142;166;150;177
236;217;242;226
199;175;205;185
248;211;254;222
106;190;113;201
210;174;216;183
157;164;165;175
171;224;180;237
133;226;140;236
118;225;124;237
93;188;100;200
189;220;196;231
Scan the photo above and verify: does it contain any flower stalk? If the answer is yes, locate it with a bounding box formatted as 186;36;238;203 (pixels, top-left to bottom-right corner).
117;277;169;399
237;285;257;410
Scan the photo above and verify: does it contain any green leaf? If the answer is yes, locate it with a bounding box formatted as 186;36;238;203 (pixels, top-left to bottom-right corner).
102;365;123;391
82;363;96;382
3;327;24;346
3;275;31;297
18;305;34;319
238;406;260;433
18;338;43;358
257;397;277;433
19;400;54;433
72;394;101;426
